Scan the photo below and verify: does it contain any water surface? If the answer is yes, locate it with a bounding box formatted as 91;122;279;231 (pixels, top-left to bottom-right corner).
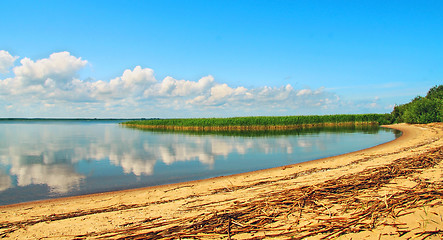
0;120;400;205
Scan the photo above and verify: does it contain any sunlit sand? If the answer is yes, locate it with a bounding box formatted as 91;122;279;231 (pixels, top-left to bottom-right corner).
1;123;442;239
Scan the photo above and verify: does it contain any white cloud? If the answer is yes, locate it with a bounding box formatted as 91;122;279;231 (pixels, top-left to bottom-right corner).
121;65;156;87
0;50;18;74
296;88;312;96
89;66;156;101
13;51;87;87
0;51;88;102
145;75;215;97
0;50;344;117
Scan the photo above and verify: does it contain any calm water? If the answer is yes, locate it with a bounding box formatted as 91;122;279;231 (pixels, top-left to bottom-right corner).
0;121;401;205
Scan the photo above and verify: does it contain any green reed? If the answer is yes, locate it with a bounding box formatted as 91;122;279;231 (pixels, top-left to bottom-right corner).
123;114;392;128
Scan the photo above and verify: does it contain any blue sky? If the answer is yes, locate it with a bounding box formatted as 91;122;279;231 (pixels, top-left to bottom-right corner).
0;0;442;118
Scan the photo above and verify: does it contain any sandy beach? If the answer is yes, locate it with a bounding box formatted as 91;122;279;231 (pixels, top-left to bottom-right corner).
0;123;442;239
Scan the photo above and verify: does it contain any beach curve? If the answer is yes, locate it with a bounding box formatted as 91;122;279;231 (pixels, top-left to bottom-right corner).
0;123;442;239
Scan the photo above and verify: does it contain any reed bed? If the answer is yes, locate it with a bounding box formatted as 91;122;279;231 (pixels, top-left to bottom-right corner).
122;114;391;131
71;146;442;239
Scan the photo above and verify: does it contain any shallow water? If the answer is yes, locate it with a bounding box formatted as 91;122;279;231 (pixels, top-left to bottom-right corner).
0;120;400;205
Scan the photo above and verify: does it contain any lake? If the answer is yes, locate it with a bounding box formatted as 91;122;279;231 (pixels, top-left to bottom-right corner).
0;120;401;205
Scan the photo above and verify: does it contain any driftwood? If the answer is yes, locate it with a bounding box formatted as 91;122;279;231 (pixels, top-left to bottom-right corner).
1;147;442;239
91;147;443;239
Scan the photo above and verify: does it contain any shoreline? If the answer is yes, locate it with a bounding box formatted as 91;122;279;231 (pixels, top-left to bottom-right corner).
1;124;400;208
1;123;442;239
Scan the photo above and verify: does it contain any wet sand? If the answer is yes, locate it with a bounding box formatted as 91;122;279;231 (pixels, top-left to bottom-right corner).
0;123;442;239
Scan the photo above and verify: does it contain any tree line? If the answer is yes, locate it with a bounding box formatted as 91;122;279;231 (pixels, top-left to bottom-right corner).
390;85;442;124
123;85;442;128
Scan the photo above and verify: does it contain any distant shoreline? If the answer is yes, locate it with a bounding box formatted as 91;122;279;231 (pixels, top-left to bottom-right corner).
0;118;148;121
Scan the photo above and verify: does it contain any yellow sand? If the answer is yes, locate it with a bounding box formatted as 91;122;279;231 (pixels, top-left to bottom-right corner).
0;123;442;239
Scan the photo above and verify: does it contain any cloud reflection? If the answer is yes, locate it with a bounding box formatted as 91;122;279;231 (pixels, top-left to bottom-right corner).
10;164;84;194
0;124;314;194
0;169;11;192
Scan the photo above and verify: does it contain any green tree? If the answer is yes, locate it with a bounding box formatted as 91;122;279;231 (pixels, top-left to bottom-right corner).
426;85;443;100
403;97;441;124
390;85;442;124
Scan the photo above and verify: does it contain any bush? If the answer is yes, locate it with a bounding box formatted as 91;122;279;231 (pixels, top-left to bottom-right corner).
390;85;442;124
402;97;441;124
426;85;443;100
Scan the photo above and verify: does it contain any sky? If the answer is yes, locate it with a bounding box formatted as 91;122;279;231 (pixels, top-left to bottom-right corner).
0;0;442;118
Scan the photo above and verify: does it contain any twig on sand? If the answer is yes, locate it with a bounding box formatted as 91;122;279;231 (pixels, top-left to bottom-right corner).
1;146;442;240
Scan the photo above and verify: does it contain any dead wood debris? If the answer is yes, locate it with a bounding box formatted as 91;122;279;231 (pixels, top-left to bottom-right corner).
86;147;442;239
1;147;442;239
